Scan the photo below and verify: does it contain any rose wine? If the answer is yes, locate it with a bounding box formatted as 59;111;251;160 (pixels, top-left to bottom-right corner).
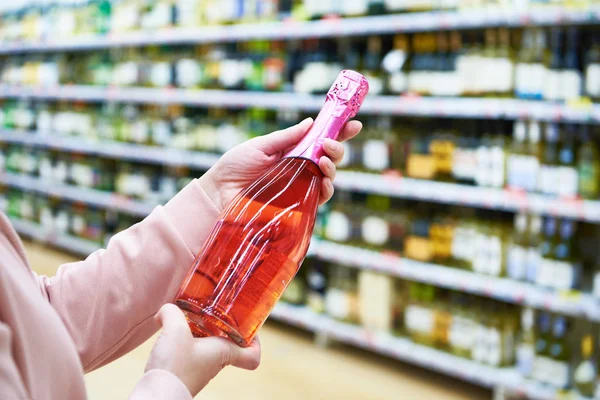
174;70;369;347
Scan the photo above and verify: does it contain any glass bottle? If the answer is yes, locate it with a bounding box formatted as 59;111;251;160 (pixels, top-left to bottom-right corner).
496;28;514;97
561;27;582;101
384;34;410;95
507;120;527;190
174;71;368;346
574;333;597;397
544;28;563;102
532;311;552;384
362;36;384;95
552;219;579;291
507;213;529;281
539;123;560;195
515;29;534;99
557;124;579;198
577;124;600;200
585;35;600;101
517;307;536;377
536;217;557;288
547;316;572;390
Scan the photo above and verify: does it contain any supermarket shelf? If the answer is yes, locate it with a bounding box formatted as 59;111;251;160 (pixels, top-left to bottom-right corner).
0;173;156;217
1;84;599;122
313;240;600;321
269;303;560;400
0;7;599;54
3;132;600;222
0;215;567;400
0;130;221;170
336;171;600;223
9;217;100;256
4;172;600;320
269;302;505;389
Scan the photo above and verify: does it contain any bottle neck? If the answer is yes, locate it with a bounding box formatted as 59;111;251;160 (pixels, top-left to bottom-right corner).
283;97;354;165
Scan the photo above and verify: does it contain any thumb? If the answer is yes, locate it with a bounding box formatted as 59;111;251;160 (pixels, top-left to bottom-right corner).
155;303;191;338
252;117;313;155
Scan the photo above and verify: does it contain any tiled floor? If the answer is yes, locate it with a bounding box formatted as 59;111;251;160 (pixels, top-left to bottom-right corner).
24;240;489;399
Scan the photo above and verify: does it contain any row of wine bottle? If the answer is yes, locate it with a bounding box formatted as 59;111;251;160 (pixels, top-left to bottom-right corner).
3;142;598;295
2;143;204;203
3;99;600;200
2;187;143;244
284;260;600;396
318;193;600;292
1;27;599;100
2;0;593;42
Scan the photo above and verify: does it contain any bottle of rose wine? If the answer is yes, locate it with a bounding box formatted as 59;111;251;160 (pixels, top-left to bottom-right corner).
174;70;369;346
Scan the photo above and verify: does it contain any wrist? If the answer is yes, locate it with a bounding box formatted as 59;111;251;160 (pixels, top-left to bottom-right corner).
198;172;223;213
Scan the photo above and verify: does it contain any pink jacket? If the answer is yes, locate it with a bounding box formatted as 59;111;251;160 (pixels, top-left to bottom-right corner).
0;179;220;399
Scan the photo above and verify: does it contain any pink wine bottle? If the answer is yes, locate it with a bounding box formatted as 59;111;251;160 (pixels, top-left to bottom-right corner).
174;70;369;347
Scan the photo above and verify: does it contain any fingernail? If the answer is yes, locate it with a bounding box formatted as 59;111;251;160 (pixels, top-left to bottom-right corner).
300;117;313;125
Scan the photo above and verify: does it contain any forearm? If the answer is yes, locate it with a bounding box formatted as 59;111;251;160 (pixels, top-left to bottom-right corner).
36;178;220;371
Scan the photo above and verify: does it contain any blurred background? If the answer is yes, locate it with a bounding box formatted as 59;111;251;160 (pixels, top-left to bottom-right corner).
1;1;600;399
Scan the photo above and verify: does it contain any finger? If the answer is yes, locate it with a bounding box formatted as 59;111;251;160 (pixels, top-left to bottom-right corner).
155;304;191;338
318;156;336;181
322;139;344;166
319;178;334;205
338;120;363;142
228;336;262;370
252;117;313;155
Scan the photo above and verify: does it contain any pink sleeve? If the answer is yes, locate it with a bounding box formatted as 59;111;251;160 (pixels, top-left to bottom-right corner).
35;179;220;372
0;322;29;400
129;370;193;400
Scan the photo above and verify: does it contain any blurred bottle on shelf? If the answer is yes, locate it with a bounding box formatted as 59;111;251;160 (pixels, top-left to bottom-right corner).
326;264;360;324
547;315;572;390
544;28;563;102
517;307;536;377
383;34;410;95
558;124;579;198
539;123;561;195
561;27;582;101
585;34;600;101
573;330;597;397
537;217;558;288
577;124;600;200
359;270;394;331
282;260;308;305
507;212;529;281
551;219;580;291
532;311;553;384
306;259;328;314
525;214;542;284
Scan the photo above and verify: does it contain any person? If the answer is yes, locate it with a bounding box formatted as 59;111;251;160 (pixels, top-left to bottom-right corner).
0;117;362;400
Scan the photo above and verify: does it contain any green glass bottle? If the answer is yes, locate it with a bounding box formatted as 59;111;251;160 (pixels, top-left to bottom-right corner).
577;125;600;200
574;333;597;397
547;316;572;390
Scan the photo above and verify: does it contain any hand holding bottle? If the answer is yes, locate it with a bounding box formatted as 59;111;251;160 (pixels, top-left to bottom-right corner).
145;304;261;397
200;117;363;212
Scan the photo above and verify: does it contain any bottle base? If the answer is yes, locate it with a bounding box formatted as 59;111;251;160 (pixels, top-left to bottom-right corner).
175;299;250;347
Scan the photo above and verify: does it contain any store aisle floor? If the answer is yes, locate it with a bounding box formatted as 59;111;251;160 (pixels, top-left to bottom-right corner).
24;241;490;400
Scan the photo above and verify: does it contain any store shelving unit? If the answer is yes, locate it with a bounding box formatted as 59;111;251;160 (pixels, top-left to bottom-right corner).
3;6;600;398
1;84;599;122
3;130;600;221
0;130;221;169
269;303;570;400
0;211;582;399
3;171;599;322
0;6;599;54
0;172;155;217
